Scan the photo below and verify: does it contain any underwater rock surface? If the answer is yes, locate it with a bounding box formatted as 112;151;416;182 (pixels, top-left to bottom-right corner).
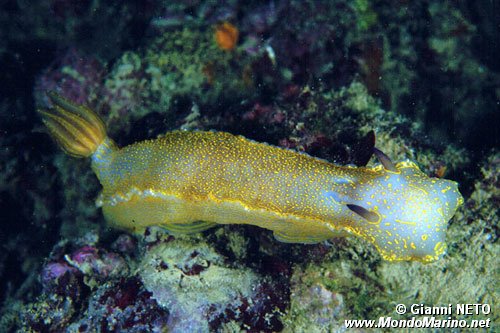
1;0;498;332
139;228;287;332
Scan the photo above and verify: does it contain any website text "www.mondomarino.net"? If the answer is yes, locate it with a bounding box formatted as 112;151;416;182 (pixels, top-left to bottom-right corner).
345;316;491;329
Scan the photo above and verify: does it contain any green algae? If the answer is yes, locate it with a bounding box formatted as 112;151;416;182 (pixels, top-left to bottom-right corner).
283;263;346;332
103;26;253;136
54;156;104;240
284;81;469;176
351;0;378;32
212;226;251;262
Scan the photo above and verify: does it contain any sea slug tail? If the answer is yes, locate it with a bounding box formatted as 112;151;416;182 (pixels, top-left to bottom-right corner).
38;92;107;158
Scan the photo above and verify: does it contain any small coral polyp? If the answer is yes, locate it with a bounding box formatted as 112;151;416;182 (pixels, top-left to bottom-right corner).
39;93;463;263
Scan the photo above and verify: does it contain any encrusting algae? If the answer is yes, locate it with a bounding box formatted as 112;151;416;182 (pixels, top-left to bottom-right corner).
39;92;463;263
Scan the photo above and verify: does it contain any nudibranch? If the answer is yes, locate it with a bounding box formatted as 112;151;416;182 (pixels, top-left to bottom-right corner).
39;93;463;263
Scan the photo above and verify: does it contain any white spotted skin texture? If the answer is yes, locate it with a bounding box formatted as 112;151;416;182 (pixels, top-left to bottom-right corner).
324;163;463;262
91;131;463;263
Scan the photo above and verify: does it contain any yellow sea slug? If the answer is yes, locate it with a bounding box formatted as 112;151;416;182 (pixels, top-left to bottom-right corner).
39;93;463;263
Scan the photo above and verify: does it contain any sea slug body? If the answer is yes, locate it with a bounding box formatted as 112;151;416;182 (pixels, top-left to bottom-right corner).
39;93;463;263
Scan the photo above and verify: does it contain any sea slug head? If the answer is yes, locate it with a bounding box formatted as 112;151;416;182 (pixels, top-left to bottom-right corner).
348;161;463;263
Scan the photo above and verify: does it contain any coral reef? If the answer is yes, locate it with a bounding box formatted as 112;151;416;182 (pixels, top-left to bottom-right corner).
1;0;498;332
11;228;290;332
7;78;491;331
